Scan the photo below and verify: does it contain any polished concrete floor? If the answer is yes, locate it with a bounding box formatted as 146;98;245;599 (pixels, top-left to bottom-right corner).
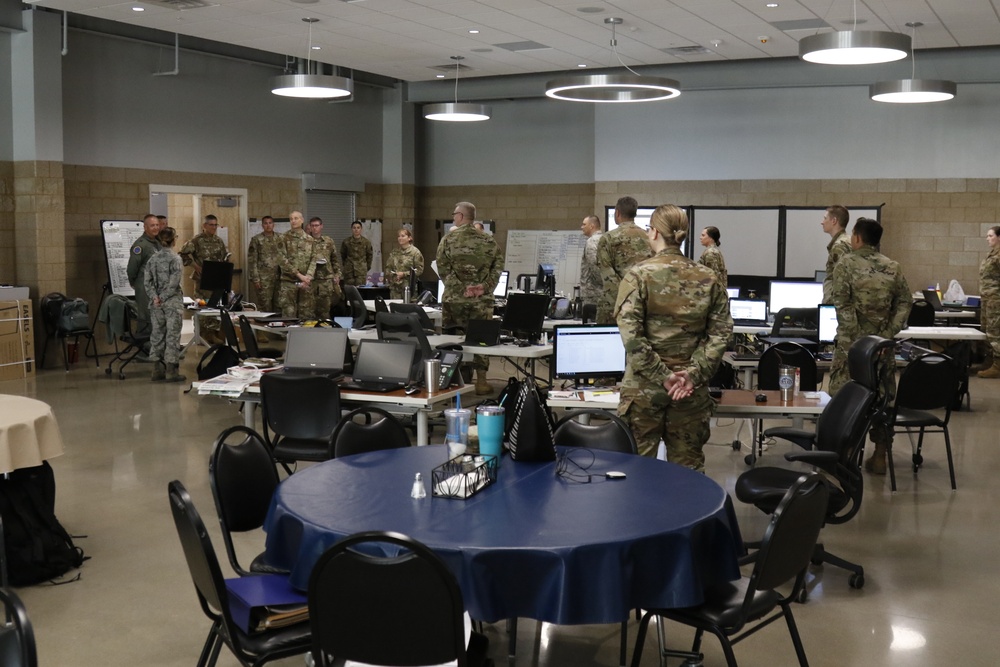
4;351;999;667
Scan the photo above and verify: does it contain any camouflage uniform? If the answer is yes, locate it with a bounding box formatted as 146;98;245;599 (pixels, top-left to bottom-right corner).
341;235;373;286
179;233;228;298
437;223;503;371
580;231;603;307
698;245;728;288
823;229;853;303
384;245;425;300
829;245;911;448
126;232;160;337
980;245;1000;358
143;248;184;366
277;228;316;319
596;222;653;324
247;231;282;312
615;248;733;471
310;235;343;320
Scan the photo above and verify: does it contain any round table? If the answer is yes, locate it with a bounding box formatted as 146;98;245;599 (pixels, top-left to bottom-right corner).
0;395;65;474
264;446;743;625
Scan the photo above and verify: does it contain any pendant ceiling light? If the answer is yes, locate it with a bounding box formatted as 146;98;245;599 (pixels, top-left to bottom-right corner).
271;18;353;99
545;17;680;103
870;23;956;103
423;56;492;122
799;0;910;65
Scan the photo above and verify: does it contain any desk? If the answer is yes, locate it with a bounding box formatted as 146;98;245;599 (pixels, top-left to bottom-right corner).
722;351;831;389
263;446;743;625
0;395;65;474
933;310;976;321
896;326;986;341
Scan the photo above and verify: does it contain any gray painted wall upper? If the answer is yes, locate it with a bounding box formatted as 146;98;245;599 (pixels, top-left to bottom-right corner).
61;28;384;180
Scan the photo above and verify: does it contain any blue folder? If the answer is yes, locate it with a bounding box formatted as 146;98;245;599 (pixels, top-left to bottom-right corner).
225;574;307;634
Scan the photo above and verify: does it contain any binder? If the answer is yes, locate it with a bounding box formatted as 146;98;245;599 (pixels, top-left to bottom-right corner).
225;574;308;634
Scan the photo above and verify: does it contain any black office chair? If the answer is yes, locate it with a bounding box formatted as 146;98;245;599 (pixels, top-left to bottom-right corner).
907;299;936;327
167;481;311;667
374;296;390;315
553;410;638;454
342;285;369;329
376;311;432;382
39;293;98;371
631;474;829;667
389;301;436;331
104;297;151;380
208;426;287;577
769;308;818;337
218;312;244;358
332;406;411;458
889;352;961;491
237;315;283;359
307;530;492;667
260;374;341;474
0;587;37;667
580;303;598;324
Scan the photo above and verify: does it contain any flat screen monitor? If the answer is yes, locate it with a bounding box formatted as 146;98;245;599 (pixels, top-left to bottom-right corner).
283;328;348;375
352;339;417;384
536;264;555;296
726;287;740;299
553;325;626;385
768;280;825;315
501;293;550;340
199;260;234;307
730;299;768;322
818;304;838;344
604;205;686;254
814;270;827;283
437;280;444;304
494;270;509;298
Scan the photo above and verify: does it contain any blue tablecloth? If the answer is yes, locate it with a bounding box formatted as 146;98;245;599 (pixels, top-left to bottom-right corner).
264;446;743;625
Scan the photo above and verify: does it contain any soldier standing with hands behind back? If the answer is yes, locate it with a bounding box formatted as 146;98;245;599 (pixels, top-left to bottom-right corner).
596;197;653;325
247;215;282;312
144;227;186;383
341;221;373;286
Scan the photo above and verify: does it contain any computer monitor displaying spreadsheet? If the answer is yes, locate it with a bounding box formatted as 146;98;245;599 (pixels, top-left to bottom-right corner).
553;325;627;384
730;299;767;322
768;280;825;315
818;304;838;344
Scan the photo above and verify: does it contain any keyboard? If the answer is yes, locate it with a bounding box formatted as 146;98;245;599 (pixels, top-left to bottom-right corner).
732;320;769;327
730;353;761;362
816;352;834;361
340;381;404;393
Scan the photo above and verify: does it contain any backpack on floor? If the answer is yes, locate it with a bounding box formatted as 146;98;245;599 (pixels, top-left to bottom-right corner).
197;344;241;381
0;462;86;586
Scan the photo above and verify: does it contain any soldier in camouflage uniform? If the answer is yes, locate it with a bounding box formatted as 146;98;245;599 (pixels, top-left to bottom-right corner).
697;226;728;287
179;215;229;342
822;205;852;303
829;218;911;474
306;216;343;320
384;228;425;300
977;226;1000;378
597;196;653;325
437;202;503;395
277;210;316;319
126;214;161;337
615;205;733;471
247;215;282;312
341;221;373;286
579;215;603;310
144;227;186;382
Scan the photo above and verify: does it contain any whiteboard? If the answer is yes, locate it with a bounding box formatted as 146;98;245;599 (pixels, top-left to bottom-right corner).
691;209;779;276
784;207;881;278
100;219;145;296
504;230;587;295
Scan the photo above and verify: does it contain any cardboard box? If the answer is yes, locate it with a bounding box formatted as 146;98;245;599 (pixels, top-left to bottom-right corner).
0;300;36;381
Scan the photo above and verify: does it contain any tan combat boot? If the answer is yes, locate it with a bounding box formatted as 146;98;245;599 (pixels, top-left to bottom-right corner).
151;361;166;382
475;370;492;395
977;362;1000;379
864;443;887;475
165;363;187;383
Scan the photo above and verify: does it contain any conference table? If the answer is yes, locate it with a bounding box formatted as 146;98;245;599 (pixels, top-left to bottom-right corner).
0;394;65;474
263;445;744;627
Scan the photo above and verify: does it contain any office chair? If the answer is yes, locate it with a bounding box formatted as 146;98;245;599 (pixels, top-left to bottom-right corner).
104;296;150;380
0;587;37;667
342;285;369;329
218;313;243;358
631;474;829;667
389;301;436;331
889;352;961;491
39;293;98;371
553;410;638;454
376;311;432;382
208;425;287;577
374;296;390;314
167;481;311;667
769;308;818;337
332;406;411;458
307;530;492;667
260;374;341;474
580;303;598;324
907;299;936;327
237;315;283;359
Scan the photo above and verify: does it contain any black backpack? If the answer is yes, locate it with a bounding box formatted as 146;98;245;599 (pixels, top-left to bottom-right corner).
0;462;86;586
196;344;242;380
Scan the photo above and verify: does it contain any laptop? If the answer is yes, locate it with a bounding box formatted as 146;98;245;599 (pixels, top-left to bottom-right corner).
280;328;348;379
462;319;502;347
921;289;958;312
729;298;768;326
340;339;416;393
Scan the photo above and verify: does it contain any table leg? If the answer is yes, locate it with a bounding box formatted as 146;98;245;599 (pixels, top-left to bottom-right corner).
243;401;256;429
742;367;754;388
416;409;428;446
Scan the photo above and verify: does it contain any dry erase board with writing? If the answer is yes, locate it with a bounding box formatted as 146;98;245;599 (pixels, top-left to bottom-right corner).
100;219;145;297
504;230;587;293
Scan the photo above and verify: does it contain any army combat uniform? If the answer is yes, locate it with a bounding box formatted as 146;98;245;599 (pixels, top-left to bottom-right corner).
277;228;316;319
978;244;1000;375
144;247;185;381
437;223;503;374
384;244;425;300
310;235;343;320
247;231;282;312
596;222;653;325
698;245;728;288
341;235;373;286
615;247;733;471
823;229;853;303
126;232;160;337
580;231;603;308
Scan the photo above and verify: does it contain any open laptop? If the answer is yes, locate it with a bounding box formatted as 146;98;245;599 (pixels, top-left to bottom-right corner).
921;289;958;312
462;319;502;347
280;328;348;379
340;339;416;393
729;298;768;326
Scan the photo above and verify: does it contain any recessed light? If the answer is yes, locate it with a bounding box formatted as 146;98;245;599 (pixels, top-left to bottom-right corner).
311;46;321;50
436;74;445;78
766;3;778;7
577;6;605;13
132;6;145;11
469;29;479;34
577;63;587;68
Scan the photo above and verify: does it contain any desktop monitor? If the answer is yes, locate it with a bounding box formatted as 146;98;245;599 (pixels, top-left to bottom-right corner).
726;287;740;299
817;304;838;344
553;325;626;385
768;280;825;315
814;270;827;283
199;261;234;307
536;264;555;296
730;299;768;322
494;270;509;298
501;292;550;341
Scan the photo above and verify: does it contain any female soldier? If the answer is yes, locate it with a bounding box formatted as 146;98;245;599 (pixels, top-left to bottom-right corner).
697;226;728;288
978;225;1000;378
384;228;425;300
144;227;186;382
616;206;733;470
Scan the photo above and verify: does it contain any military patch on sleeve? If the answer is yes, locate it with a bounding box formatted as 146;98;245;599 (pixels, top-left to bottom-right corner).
133;246;142;254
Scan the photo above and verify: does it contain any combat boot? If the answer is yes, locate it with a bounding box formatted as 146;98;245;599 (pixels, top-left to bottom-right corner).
475;370;492;395
165;363;187;383
977;362;1000;379
151;361;166;382
864;443;887;475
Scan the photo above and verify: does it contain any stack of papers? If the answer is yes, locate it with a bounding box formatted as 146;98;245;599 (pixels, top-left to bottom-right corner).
197;374;255;397
582;390;619;403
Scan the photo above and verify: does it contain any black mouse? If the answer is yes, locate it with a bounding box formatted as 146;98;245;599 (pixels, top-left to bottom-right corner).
755;393;768;403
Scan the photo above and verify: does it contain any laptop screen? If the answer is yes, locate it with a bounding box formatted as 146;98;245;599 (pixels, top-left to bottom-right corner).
494;270;509;298
283;328;348;373
352;339;416;383
726;287;740;299
730;299;767;321
817;304;838;344
921;289;943;310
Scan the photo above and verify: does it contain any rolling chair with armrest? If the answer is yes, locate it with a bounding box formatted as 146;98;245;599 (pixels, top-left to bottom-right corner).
331;406;411;458
39;292;99;371
769;308;818;337
0;588;37;667
389;301;436;331
342;285;369;329
237;315;283;360
374;296;390;314
103;297;150;380
376;311;432;382
260;374;341;475
218;312;244;359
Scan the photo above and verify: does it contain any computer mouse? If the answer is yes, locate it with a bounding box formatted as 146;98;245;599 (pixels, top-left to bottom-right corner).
755;393;768;403
516;341;531;347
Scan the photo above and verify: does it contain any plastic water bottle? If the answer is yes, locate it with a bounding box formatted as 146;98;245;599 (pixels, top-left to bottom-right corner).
410;473;426;499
